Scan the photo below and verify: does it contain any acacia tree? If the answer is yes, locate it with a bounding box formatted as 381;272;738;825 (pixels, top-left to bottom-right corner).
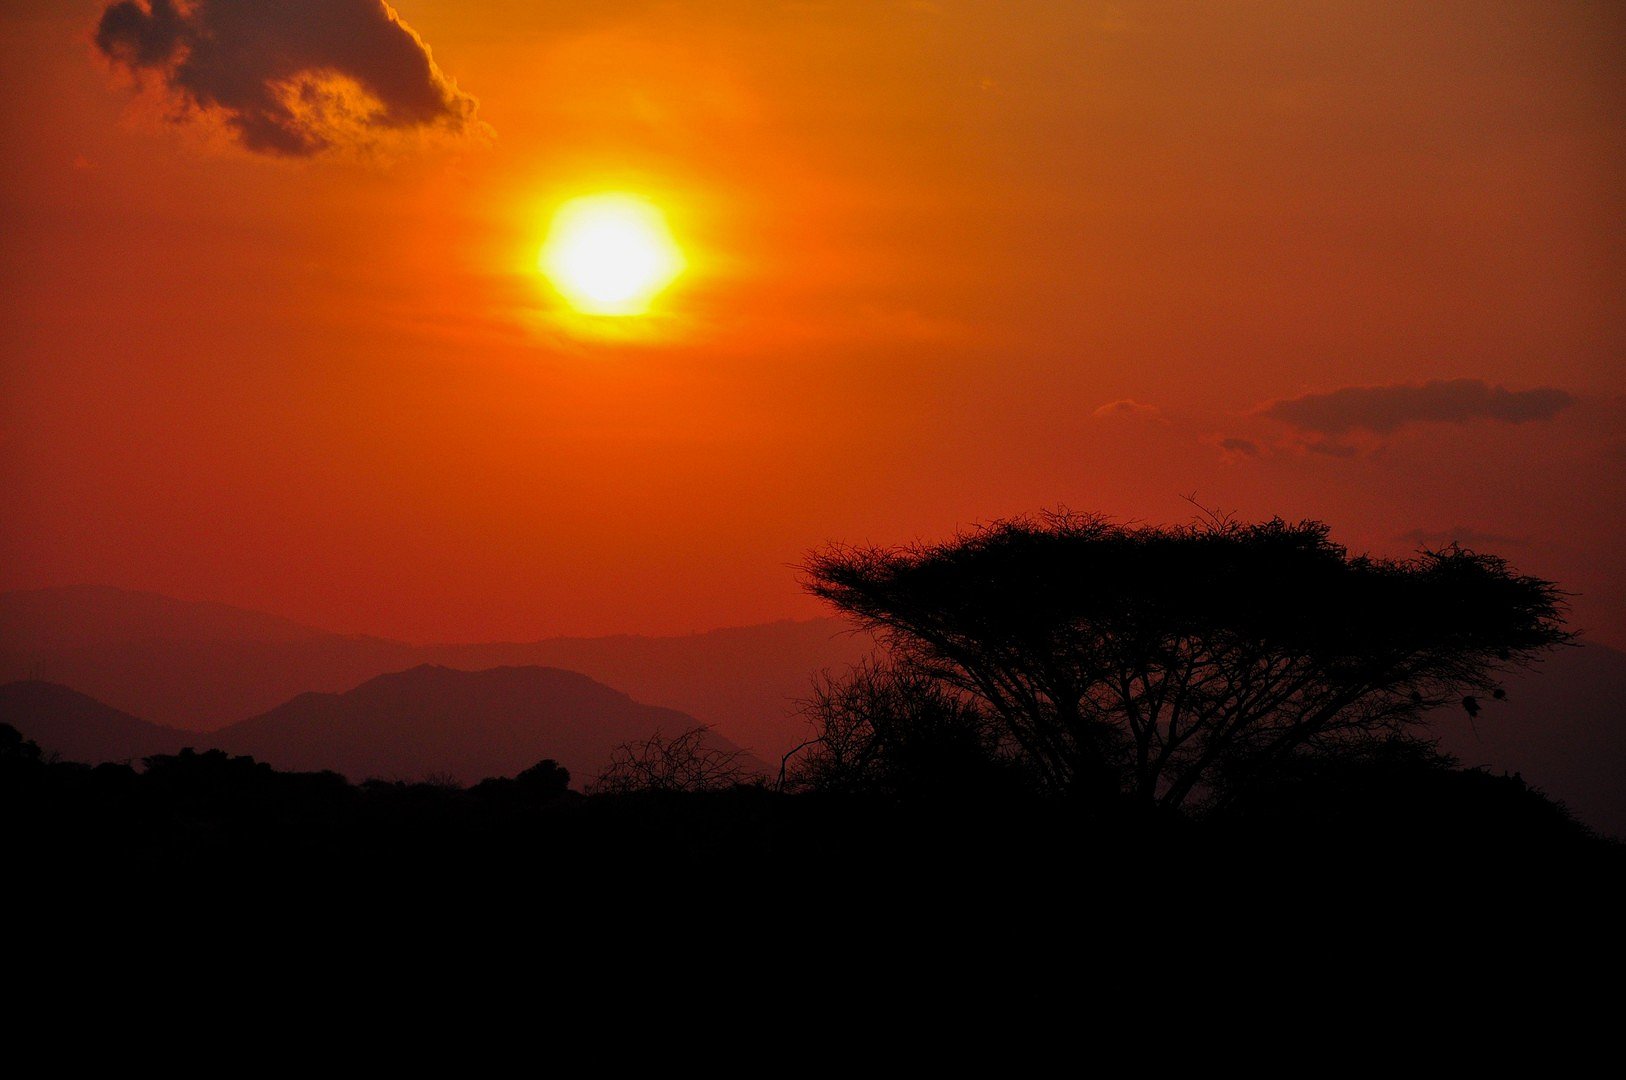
802;511;1572;811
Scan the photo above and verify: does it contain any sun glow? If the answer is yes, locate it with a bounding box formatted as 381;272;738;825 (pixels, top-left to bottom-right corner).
538;194;685;316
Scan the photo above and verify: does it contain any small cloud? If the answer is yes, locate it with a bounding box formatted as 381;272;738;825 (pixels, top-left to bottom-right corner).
1207;435;1260;464
1091;399;1165;423
93;0;483;156
1260;378;1575;436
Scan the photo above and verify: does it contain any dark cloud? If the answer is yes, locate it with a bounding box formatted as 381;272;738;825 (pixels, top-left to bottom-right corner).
95;0;480;155
1261;379;1575;436
1304;438;1359;458
1215;436;1259;457
1208;435;1261;464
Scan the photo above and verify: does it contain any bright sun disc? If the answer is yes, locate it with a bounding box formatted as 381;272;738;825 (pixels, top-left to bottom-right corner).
538;194;685;316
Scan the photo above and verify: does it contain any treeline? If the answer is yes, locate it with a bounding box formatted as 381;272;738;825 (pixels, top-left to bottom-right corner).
5;721;1613;887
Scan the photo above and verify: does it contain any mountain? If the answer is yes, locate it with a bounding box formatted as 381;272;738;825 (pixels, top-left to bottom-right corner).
0;586;418;731
419;619;875;761
209;664;760;786
0;680;188;764
5;585;1616;834
0;586;873;758
0;584;331;649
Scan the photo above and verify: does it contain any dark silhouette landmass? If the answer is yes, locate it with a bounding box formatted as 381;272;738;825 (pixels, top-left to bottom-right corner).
5;722;1617;909
0;666;762;787
419;619;876;760
209;663;762;785
0;680;188;764
0;585;429;728
2;583;1622;837
0;586;872;754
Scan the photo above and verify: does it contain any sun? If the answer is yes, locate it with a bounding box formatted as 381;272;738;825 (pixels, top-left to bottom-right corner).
538;194;686;316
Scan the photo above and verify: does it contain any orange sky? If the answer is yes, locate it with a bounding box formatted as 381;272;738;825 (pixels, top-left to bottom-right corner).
2;1;1622;645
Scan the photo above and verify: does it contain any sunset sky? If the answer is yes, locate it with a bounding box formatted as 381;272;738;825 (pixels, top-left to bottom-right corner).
2;0;1622;646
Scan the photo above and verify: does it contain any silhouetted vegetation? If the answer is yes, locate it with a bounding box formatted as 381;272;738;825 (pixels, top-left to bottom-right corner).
790;660;1029;800
471;757;573;804
5;715;1613;887
802;511;1574;813
591;726;752;794
3;514;1617;962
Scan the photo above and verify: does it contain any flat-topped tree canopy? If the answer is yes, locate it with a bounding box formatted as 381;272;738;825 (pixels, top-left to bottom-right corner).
802;511;1573;809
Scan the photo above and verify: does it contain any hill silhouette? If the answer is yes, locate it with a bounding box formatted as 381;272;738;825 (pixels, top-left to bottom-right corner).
0;585;418;729
0;587;871;757
2;585;1620;835
0;584;334;648
208;663;760;786
417;619;875;759
0;680;188;764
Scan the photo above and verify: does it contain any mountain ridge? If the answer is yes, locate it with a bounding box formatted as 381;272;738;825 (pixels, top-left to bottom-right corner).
208;662;757;786
2;663;758;789
0;586;873;758
0;680;189;764
3;585;1619;835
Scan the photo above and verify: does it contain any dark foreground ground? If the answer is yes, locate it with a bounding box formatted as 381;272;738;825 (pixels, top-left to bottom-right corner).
6;729;1623;1020
8;736;1619;890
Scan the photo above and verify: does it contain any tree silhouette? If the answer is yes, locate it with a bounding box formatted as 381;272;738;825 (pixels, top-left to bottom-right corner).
514;758;571;799
591;727;752;794
791;659;1021;798
803;511;1573;810
0;722;42;764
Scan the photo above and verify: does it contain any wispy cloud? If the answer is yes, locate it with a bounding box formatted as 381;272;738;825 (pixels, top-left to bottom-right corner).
1260;378;1574;436
1207;435;1261;465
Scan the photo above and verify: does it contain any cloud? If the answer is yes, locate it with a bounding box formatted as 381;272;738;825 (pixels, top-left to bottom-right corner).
1303;438;1359;458
1215;436;1259;456
1091;399;1165;422
1207;435;1260;464
94;0;481;156
1260;379;1575;436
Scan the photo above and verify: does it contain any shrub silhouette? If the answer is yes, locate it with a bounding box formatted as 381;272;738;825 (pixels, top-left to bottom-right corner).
515;758;571;797
471;758;573;804
0;722;42;764
791;660;1027;799
804;510;1573;810
591;727;751;794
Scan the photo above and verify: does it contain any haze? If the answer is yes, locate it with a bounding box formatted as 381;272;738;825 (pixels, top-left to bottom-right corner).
2;1;1621;647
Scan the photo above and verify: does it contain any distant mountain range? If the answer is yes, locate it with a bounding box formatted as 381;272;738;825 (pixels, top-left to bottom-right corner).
0;680;186;764
1;585;1620;836
0;585;875;760
216;664;757;785
0;665;756;787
